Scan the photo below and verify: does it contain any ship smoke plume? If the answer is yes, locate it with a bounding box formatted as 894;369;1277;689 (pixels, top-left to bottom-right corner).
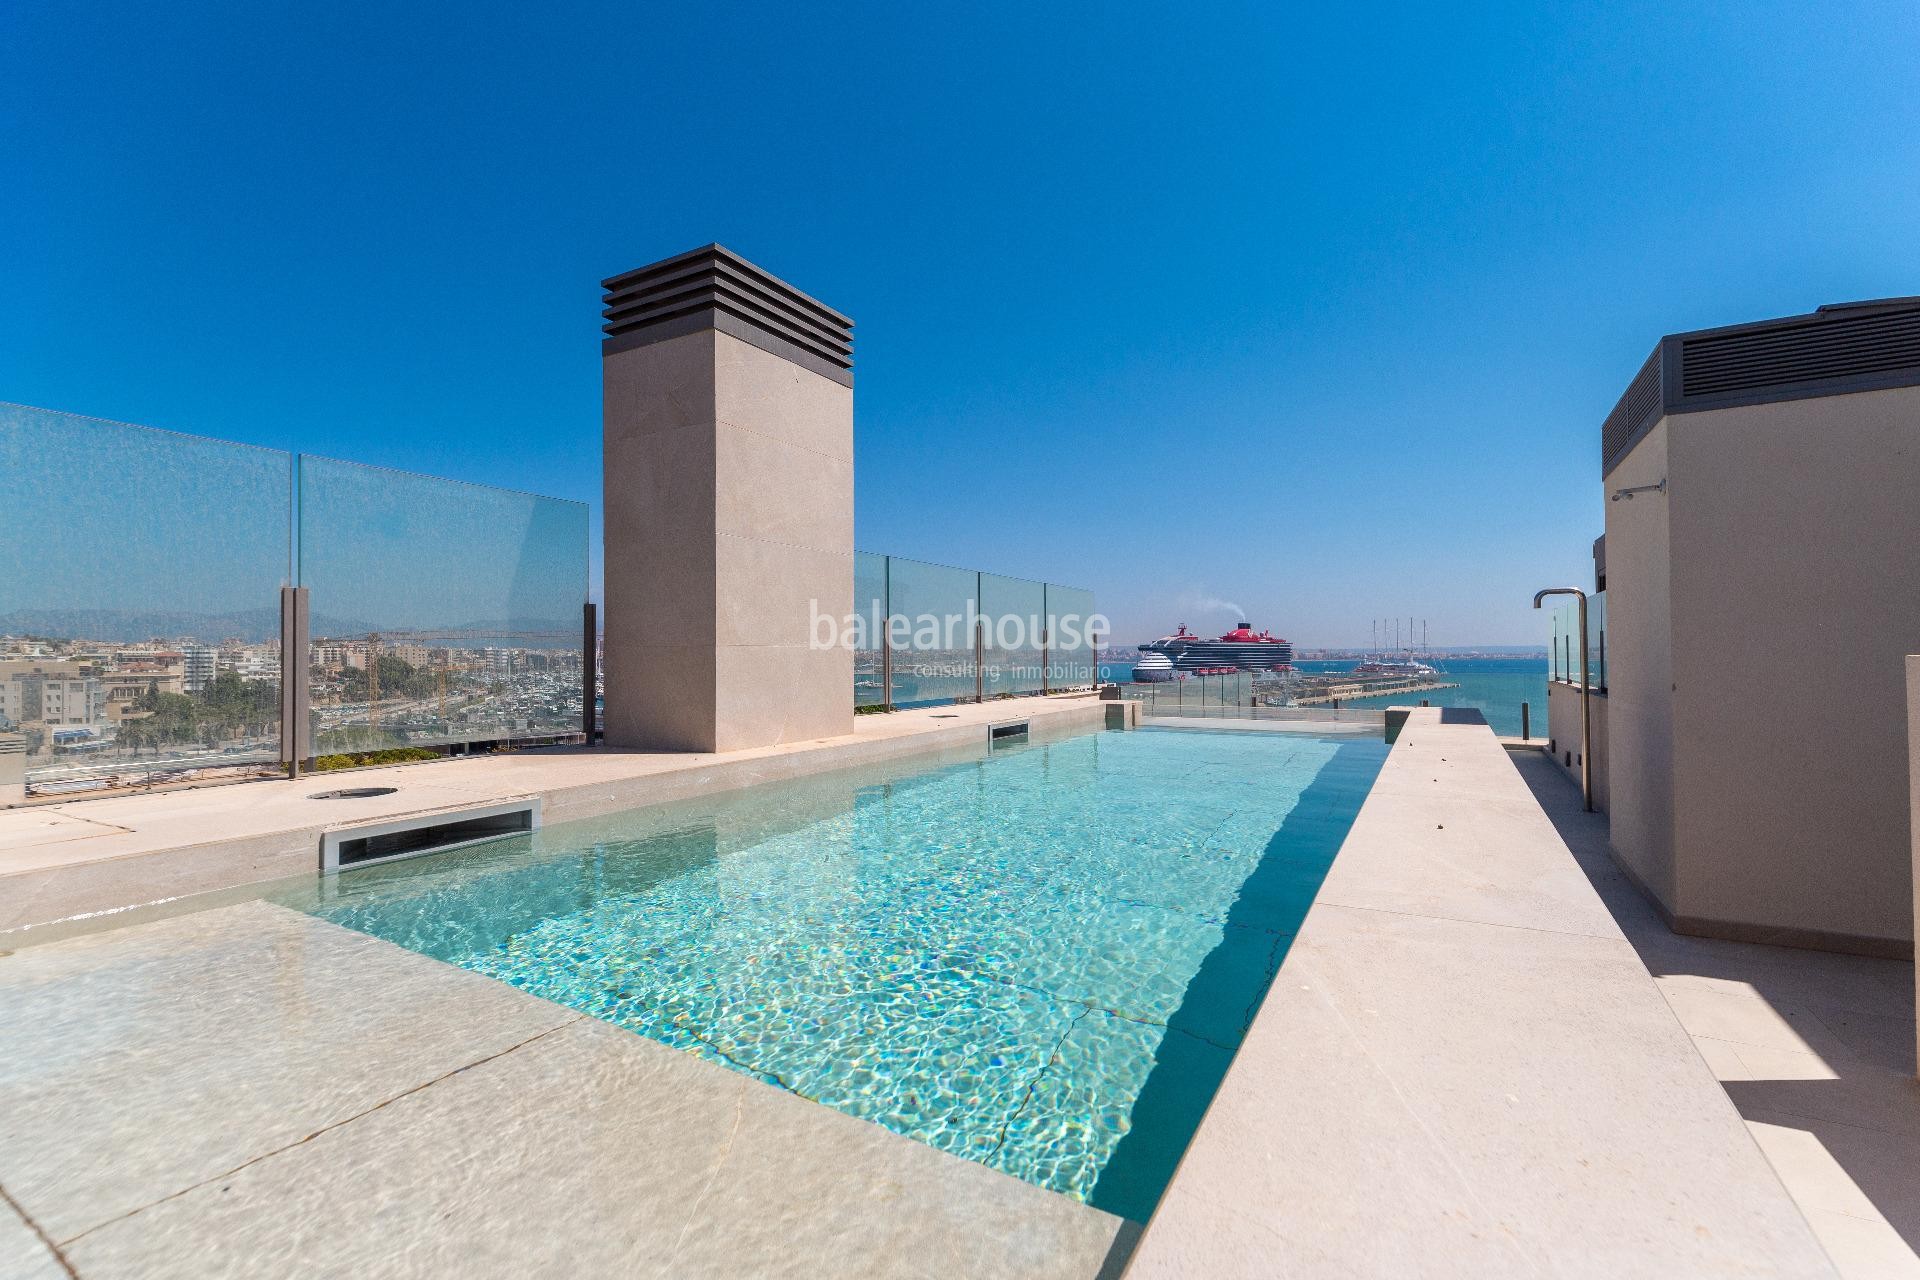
1183;594;1246;619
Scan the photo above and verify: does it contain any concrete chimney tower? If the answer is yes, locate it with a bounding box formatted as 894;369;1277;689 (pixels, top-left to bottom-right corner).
599;246;854;752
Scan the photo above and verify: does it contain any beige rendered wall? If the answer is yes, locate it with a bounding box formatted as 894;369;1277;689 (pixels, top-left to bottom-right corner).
1662;386;1920;953
1909;654;1920;1066
1546;680;1609;813
602;328;854;753
1601;419;1676;909
1904;652;1920;1059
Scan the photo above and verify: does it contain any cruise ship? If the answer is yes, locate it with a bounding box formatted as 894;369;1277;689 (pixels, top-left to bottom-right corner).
1130;652;1176;682
1137;623;1295;673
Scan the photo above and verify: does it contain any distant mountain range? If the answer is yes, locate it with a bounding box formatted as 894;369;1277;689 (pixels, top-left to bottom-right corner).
0;607;582;648
0;607;285;644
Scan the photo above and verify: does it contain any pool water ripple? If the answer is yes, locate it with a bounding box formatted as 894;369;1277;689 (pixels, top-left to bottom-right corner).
283;728;1385;1221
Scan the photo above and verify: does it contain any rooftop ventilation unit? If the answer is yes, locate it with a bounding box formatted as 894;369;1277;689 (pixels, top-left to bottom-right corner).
320;799;540;873
1601;297;1920;476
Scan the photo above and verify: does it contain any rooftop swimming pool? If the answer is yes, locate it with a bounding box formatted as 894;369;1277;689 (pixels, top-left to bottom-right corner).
275;726;1386;1221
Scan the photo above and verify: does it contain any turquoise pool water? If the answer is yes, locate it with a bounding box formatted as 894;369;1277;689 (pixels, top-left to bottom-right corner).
279;727;1385;1221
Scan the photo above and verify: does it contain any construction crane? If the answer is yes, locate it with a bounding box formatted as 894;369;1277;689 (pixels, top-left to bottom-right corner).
313;624;581;742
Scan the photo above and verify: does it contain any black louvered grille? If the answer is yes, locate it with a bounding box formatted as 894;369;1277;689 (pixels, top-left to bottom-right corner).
1601;348;1662;473
601;245;853;371
1625;349;1663;424
1681;309;1920;398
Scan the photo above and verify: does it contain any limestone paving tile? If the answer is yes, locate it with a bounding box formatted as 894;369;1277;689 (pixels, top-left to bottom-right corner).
0;902;578;1243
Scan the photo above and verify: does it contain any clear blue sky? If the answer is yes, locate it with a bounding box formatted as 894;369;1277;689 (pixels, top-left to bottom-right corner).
5;2;1916;646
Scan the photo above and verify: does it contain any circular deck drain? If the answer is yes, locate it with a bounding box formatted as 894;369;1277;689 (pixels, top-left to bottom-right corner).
308;786;398;799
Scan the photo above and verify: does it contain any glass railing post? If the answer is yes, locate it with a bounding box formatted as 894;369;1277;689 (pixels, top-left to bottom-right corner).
975;618;985;704
1041;583;1050;696
974;573;984;703
278;585;311;776
582;601;598;740
881;556;893;711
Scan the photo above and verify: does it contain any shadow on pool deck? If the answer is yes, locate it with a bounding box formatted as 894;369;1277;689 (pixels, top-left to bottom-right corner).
1088;737;1386;1222
1511;748;1920;1278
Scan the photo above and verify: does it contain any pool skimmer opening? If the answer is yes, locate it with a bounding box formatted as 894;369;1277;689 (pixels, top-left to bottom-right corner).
320;798;541;872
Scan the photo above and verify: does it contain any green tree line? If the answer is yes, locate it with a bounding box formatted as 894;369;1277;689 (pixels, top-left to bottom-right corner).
335;654;439;702
116;671;278;753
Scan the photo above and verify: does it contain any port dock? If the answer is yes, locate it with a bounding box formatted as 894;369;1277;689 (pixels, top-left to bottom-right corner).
1291;678;1460;707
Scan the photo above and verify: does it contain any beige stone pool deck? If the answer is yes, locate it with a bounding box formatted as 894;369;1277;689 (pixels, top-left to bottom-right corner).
1124;708;1845;1279
4;701;1912;1277
1516;750;1920;1280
